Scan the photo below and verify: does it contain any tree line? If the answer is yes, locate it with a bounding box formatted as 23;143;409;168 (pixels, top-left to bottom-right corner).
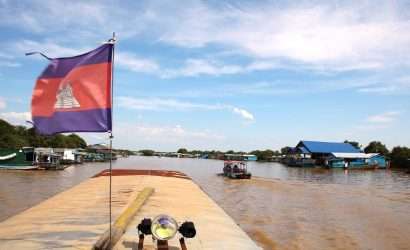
3;117;407;169
140;141;410;169
0;119;87;149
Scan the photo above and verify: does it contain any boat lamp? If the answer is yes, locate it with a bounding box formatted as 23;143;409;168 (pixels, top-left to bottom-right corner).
178;221;196;238
137;218;152;235
137;215;197;250
151;214;178;241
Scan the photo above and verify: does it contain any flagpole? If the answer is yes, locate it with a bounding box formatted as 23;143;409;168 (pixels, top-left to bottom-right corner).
109;32;116;249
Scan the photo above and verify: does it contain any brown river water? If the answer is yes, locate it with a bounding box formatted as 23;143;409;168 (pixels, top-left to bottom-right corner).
1;156;410;250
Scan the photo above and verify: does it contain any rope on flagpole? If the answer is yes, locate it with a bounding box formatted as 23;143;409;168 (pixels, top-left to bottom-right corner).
108;32;116;250
25;51;52;60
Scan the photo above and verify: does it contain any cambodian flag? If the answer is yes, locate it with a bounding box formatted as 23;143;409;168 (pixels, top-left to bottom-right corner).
31;44;113;135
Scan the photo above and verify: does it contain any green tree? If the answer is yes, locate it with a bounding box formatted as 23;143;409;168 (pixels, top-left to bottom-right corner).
280;146;292;155
48;134;68;148
190;150;203;155
66;134;87;148
139;149;155;156
249;149;274;161
390;146;410;168
26;128;48;147
344;140;361;149
364;141;389;155
0;119;27;148
177;148;188;154
0;119;88;149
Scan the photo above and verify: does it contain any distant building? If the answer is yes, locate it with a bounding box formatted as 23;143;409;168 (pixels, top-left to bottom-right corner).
86;144;117;161
224;154;258;161
290;140;387;168
295;140;360;165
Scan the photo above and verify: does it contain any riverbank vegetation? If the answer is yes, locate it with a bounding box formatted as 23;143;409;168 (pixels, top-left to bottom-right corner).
0;119;87;149
2;118;409;169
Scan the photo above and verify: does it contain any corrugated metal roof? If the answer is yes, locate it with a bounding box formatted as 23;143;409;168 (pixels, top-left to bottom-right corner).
331;153;373;159
299;141;361;153
298;146;309;154
366;153;381;158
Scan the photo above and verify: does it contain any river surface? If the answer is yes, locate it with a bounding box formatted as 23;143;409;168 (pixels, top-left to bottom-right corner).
1;156;410;249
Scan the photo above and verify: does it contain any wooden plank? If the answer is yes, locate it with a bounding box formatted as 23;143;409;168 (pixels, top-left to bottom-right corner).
93;187;154;250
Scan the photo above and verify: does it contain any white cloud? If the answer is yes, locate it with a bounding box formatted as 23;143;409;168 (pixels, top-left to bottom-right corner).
162;59;243;78
117;96;254;121
116;52;159;73
0;61;21;67
0;52;14;59
232;107;254;121
14;40;87;58
351;111;401;131
117;96;222;111
117;123;223;140
0;98;6;109
0;1;139;40
156;1;410;71
0;111;31;125
0;52;20;67
366;111;400;124
161;58;287;78
4;1;410;79
114;122;225;150
5;1;410;73
357;76;410;94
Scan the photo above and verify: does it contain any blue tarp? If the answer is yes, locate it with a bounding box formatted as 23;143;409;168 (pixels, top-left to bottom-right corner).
298;141;361;154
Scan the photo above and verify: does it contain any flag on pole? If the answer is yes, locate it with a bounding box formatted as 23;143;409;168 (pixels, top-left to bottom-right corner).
31;44;113;135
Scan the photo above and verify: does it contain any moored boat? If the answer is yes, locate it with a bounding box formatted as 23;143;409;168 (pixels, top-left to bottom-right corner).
0;147;38;170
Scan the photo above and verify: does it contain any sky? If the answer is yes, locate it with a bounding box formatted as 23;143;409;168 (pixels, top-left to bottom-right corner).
0;0;410;151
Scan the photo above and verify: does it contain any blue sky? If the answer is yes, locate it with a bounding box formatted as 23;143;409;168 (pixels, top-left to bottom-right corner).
0;0;409;151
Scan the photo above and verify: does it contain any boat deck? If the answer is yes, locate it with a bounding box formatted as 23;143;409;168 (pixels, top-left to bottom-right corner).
0;169;260;250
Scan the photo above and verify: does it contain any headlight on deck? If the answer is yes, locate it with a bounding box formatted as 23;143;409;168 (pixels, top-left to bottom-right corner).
151;214;178;240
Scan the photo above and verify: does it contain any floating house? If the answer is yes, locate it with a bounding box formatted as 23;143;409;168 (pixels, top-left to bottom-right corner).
224;154;258;161
54;148;85;164
327;152;387;169
288;140;387;169
87;144;117;161
367;153;388;168
243;154;258;161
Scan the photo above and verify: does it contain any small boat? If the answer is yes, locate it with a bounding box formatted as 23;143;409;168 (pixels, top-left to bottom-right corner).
0;147;38;170
34;148;62;170
222;160;252;179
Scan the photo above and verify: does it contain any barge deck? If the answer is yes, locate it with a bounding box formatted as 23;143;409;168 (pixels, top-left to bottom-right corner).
0;169;260;250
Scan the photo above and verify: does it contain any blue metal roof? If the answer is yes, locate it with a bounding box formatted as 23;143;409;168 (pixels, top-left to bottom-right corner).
298;146;309;154
297;140;361;154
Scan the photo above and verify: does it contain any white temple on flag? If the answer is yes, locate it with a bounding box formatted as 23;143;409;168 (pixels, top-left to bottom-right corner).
54;82;80;109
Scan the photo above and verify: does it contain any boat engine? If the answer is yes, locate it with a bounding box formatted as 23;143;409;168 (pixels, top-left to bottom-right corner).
137;214;196;250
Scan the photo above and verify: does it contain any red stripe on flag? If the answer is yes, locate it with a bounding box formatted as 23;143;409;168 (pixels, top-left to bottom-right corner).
32;63;112;117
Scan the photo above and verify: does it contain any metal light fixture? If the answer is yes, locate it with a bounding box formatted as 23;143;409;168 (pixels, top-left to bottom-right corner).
151;214;178;241
137;218;152;235
178;221;196;238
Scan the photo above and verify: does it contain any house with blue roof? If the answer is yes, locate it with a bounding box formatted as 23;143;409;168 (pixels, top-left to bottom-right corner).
288;140;387;168
296;140;361;154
